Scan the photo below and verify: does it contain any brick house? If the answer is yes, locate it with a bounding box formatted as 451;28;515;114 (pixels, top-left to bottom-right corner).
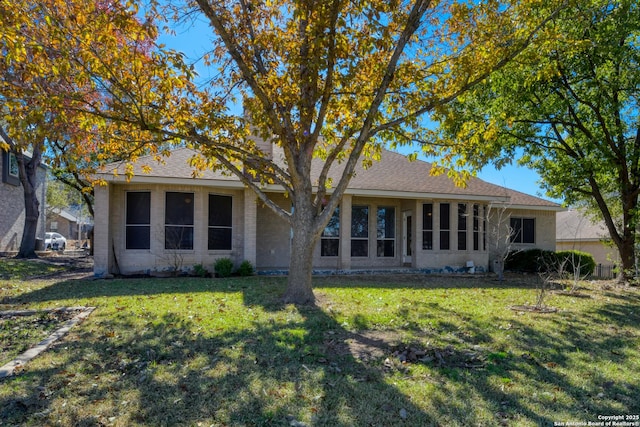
93;147;561;276
0;127;47;254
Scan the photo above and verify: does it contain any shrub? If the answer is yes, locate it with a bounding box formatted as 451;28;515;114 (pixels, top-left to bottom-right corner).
214;258;234;278
505;249;554;273
193;264;208;278
237;260;254;276
505;248;596;277
555;250;596;277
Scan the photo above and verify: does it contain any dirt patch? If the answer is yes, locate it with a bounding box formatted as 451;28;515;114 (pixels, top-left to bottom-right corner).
0;307;95;378
24;255;94;280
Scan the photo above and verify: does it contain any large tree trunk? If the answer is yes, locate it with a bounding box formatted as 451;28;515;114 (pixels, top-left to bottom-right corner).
283;204;320;305
15;150;42;259
617;233;636;285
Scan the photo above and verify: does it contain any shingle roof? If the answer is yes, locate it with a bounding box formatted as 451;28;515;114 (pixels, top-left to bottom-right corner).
100;147;560;208
556;209;610;241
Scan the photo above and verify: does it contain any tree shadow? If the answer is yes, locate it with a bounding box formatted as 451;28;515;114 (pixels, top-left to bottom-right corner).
1;275;638;425
1;279;434;426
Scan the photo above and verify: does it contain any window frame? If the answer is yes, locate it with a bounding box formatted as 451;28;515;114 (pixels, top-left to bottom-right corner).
510;217;535;244
321;206;340;257
473;204;481;251
376;206;396;257
457;203;467;251
351;205;369;257
439;203;450;250
208;194;233;251
165;191;195;251
125;191;151;250
422;203;433;250
1;150;20;186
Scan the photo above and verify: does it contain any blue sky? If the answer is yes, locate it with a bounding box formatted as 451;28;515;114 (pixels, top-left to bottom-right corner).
158;13;560;204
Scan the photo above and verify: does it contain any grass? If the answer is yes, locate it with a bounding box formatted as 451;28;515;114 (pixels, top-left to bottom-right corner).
0;258;66;280
1;260;639;426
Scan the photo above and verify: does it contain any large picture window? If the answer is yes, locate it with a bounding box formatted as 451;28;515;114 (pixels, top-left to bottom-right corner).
440;203;450;250
510;217;535;244
321;207;340;257
165;192;194;250
208;194;232;250
422;203;433;250
351;206;369;257
126;192;151;250
377;207;395;257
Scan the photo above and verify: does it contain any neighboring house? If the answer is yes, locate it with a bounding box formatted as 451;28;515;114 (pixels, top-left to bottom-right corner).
0;127;47;255
556;209;619;274
93;146;561;276
46;208;93;241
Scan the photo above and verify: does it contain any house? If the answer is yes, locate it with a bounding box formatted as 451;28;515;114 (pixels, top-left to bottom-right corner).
46;208;93;242
556;209;618;276
0;127;47;254
93;146;561;276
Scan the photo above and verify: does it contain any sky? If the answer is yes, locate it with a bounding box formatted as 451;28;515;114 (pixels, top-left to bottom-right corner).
158;11;561;205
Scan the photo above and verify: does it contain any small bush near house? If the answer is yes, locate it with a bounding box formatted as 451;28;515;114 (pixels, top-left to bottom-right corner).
506;249;554;273
214;257;234;278
555;250;596;277
237;260;254;276
506;249;596;278
192;264;208;278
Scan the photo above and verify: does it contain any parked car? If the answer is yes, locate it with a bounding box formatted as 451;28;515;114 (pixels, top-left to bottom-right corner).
45;232;67;251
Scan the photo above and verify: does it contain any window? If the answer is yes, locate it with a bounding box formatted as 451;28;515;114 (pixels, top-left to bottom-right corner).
422;203;433;250
510;217;535;244
50;221;58;232
457;203;467;251
126;192;151;250
165;192;194;250
8;153;18;177
377;207;395;257
208;194;232;250
351;206;369;257
473;204;480;251
440;203;450;250
321;207;340;257
2;151;20;186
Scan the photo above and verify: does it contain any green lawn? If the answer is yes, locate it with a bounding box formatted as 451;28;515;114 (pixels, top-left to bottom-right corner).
1;261;639;426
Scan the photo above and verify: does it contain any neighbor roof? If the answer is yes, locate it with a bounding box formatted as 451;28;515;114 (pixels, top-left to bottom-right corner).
99;147;560;209
556;209;610;241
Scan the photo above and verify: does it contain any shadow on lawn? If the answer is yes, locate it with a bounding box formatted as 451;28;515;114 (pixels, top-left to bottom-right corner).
2;276;639;426
1;285;434;425
0;273;543;306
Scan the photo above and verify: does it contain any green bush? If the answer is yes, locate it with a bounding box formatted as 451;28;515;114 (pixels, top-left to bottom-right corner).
237;260;254;276
214;258;234;278
192;264;208;278
505;248;595;276
555;250;596;277
505;249;555;272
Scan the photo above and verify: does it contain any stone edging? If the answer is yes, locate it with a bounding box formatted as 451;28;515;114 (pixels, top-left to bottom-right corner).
0;306;95;379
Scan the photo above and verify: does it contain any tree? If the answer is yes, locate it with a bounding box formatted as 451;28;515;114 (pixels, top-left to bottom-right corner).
2;0;564;303
0;125;44;258
431;0;639;284
0;0;174;257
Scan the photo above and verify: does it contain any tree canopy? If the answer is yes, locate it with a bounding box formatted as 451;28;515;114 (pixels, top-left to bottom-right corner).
431;0;639;282
1;0;565;302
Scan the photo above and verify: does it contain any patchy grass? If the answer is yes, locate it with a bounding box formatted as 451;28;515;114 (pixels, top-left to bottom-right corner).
0;258;66;280
0;262;639;426
0;310;81;363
